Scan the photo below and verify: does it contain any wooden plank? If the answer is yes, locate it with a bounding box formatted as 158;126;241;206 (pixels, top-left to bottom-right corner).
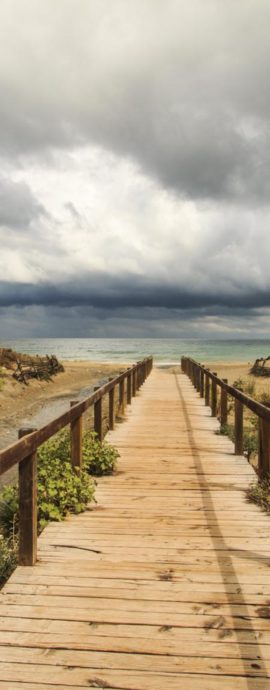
0;645;270;677
1;367;270;688
0;665;268;689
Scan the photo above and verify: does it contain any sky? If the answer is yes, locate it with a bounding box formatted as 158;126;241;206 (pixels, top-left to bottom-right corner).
0;0;270;338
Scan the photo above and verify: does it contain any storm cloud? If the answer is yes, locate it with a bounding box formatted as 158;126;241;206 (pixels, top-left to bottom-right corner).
0;1;269;336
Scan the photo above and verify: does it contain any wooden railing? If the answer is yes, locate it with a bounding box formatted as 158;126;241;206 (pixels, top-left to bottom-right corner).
0;357;153;566
181;356;270;479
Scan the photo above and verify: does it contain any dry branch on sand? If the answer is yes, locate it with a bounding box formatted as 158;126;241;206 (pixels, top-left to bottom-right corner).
0;348;64;384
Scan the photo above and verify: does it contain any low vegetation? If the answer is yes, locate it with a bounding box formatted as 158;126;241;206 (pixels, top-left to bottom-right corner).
216;374;270;514
0;429;119;587
232;377;256;397
219;422;258;462
247;477;270;513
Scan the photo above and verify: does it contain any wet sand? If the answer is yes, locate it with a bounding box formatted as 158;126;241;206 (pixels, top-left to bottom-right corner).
0;361;127;450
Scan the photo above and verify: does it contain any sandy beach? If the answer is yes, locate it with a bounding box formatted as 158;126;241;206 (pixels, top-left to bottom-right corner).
1;358;269;449
0;361;127;448
1;359;269;434
204;361;270;397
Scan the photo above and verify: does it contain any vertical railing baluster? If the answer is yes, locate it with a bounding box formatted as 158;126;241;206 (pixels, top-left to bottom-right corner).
94;388;102;441
258;418;270;477
70;401;83;469
132;369;137;396
18;427;38;566
220;380;228;427
200;369;204;397
127;370;132;404
119;377;125;416
109;382;115;430
234;399;243;455
211;374;217;417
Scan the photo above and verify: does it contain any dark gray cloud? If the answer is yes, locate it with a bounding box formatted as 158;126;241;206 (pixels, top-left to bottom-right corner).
1;275;270;311
1;301;269;340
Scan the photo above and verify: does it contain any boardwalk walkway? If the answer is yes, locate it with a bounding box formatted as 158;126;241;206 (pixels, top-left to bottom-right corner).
0;367;270;688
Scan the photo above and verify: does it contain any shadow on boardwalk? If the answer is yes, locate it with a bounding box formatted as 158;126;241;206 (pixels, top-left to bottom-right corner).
175;372;269;687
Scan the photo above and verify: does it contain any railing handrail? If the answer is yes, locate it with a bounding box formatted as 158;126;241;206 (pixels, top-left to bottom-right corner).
0;357;153;477
0;355;153;566
182;357;270;422
181;355;270;479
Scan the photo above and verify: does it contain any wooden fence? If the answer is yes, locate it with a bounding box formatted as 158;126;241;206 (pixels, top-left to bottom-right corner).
0;357;153;567
181;356;270;479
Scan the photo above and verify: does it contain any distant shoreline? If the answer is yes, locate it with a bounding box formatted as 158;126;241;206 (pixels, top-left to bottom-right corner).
1;338;270;364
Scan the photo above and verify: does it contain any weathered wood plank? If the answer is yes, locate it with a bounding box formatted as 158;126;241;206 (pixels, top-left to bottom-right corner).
1;367;270;688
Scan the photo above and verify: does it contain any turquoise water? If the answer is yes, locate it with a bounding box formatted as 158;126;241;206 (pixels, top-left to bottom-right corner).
1;338;270;363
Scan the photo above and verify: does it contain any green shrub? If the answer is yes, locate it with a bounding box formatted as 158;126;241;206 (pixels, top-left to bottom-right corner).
37;434;96;531
218;422;257;461
0;536;17;587
232;377;255;396
0;428;119;586
242;430;258;461
218;422;234;439
0;429;118;539
0;485;19;538
83;431;119;476
258;391;270;408
0;430;97;537
247;476;270;513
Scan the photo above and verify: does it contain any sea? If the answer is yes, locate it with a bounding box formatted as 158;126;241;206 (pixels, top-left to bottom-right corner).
1;338;270;364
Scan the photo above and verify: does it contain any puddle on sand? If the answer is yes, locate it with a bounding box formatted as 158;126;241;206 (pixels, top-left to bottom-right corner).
0;376;109;486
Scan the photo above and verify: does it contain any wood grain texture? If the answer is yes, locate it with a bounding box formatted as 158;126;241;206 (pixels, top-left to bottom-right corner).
1;367;270;688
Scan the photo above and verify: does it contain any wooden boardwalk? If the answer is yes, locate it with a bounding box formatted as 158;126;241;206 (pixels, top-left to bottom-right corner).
0;367;270;689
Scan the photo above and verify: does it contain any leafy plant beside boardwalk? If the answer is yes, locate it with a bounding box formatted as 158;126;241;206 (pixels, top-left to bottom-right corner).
247;476;270;514
0;429;119;586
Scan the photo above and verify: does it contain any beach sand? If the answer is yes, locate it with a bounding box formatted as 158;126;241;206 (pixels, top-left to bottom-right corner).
1;358;269;445
0;361;127;444
1;360;269;433
0;358;269;486
204;361;270;398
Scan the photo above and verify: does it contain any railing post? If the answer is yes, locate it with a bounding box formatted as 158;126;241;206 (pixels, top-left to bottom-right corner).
70;401;83;469
200;369;204;398
220;380;228;427
94;387;102;441
205;370;210;406
194;364;198;390
119;377;125;416
211;374;217;417
108;381;115;430
18;427;37;566
132;369;137;396
196;365;201;392
127;370;132;404
258;418;270;477
136;362;142;390
234;399;243;455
